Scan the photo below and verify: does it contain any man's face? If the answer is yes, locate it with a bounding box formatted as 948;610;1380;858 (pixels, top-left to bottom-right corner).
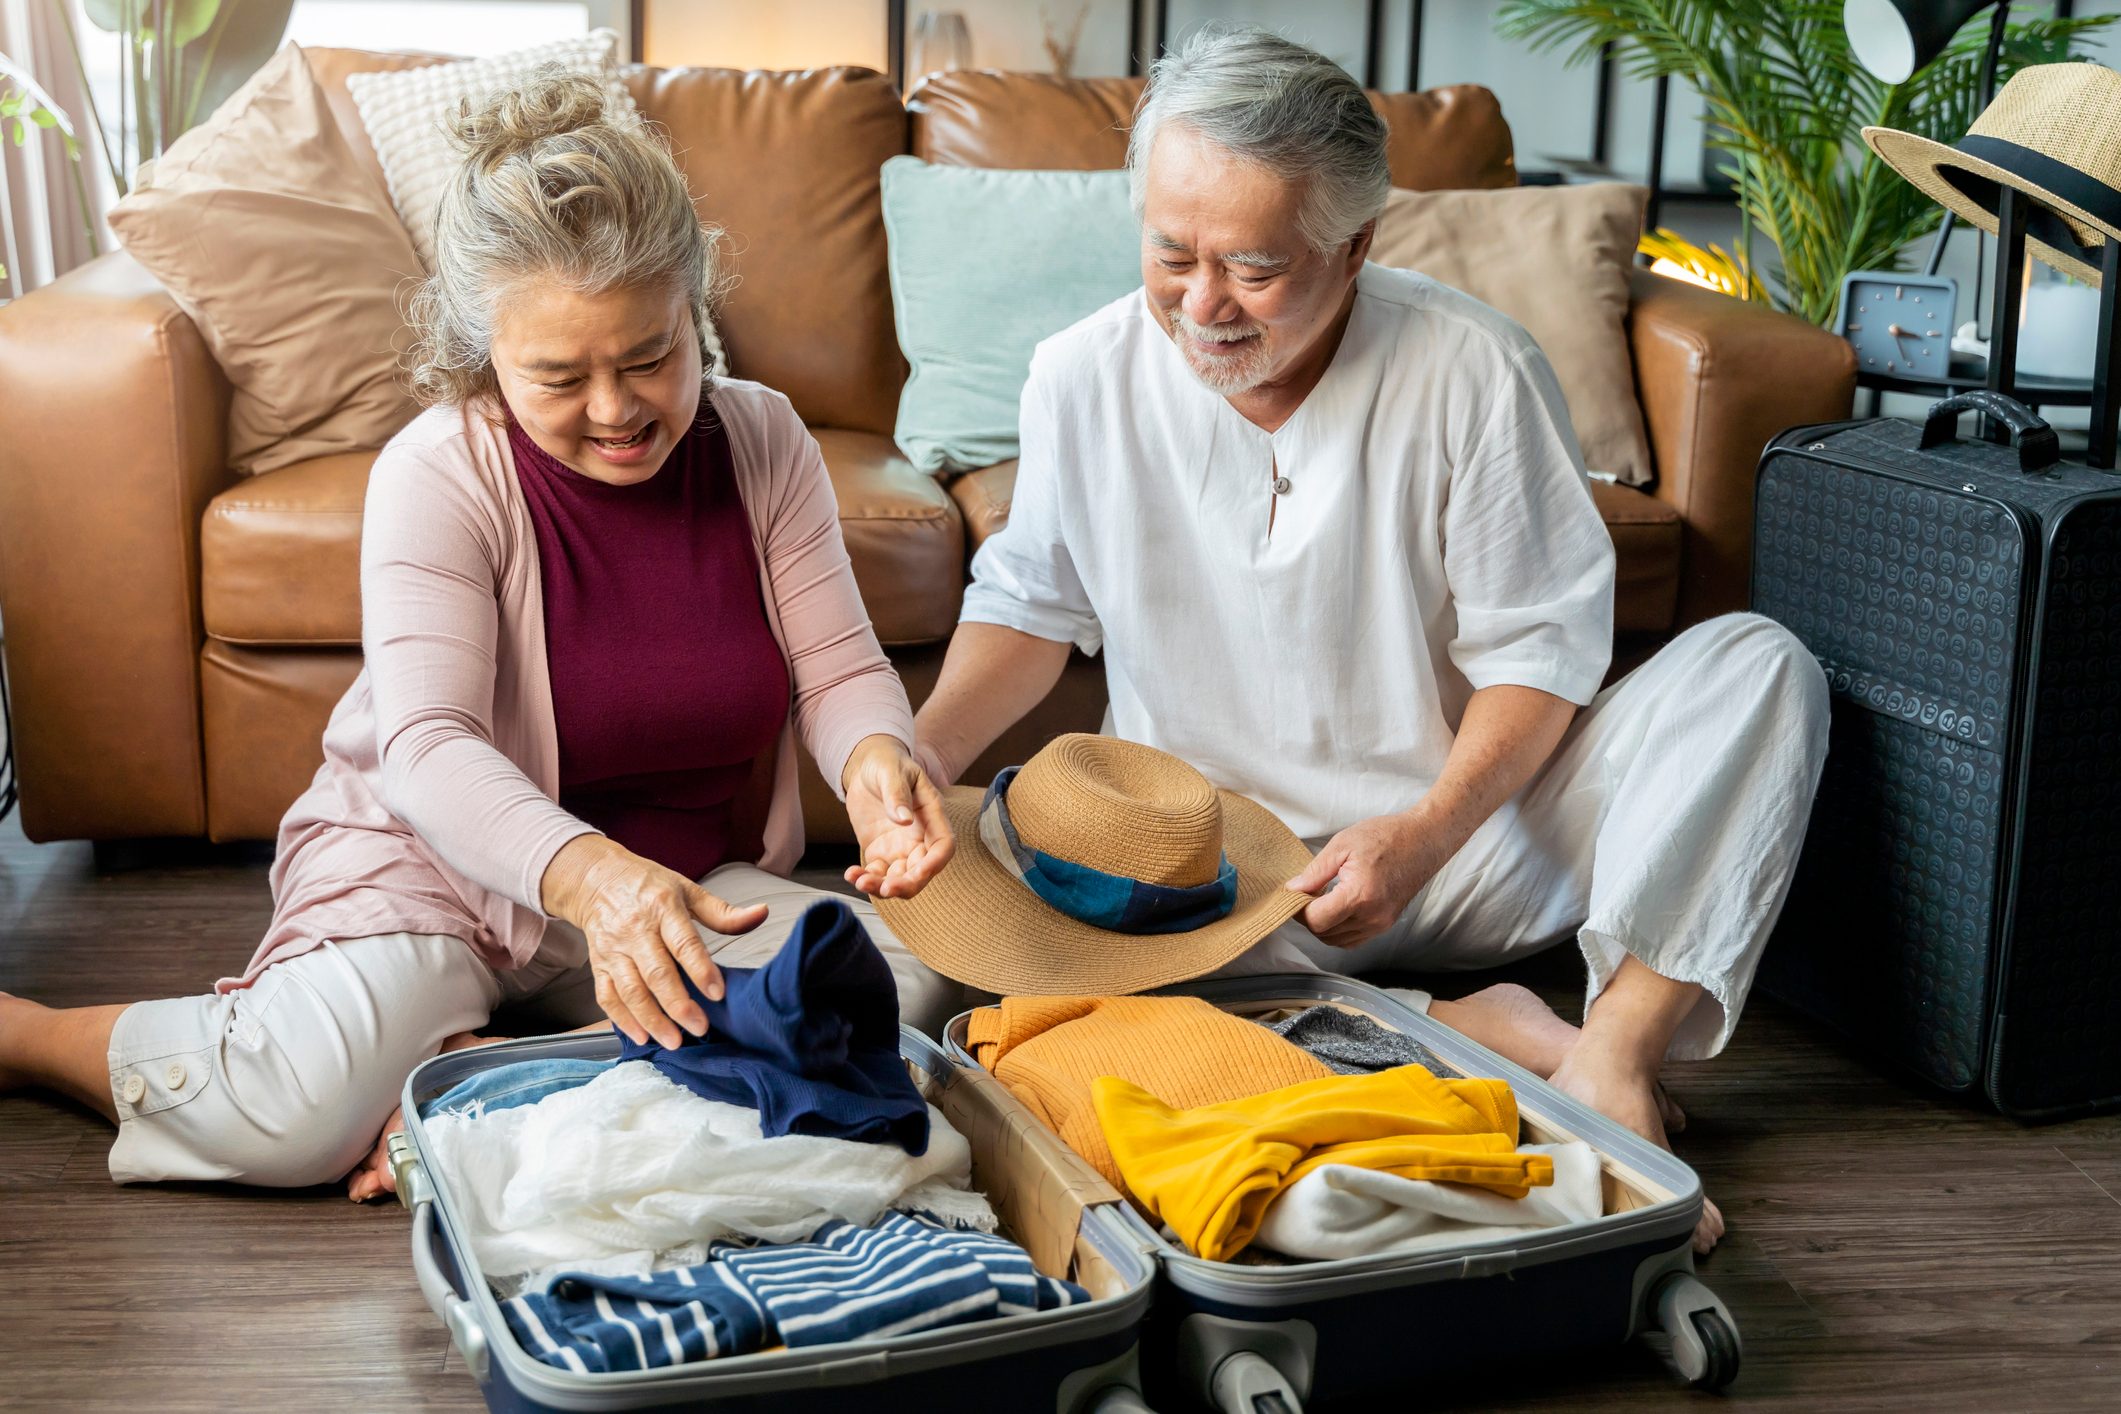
490;281;704;486
1139;124;1367;398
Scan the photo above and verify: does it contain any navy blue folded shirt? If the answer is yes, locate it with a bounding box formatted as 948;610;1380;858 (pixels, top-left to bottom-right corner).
617;898;929;1154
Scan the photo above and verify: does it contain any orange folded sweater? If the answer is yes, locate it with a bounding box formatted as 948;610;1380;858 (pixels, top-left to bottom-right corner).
966;995;1333;1187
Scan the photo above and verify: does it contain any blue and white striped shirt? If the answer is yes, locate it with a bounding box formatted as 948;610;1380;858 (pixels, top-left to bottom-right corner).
503;1211;1088;1372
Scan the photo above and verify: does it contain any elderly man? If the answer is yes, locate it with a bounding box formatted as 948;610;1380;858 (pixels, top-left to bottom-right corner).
909;27;1827;1251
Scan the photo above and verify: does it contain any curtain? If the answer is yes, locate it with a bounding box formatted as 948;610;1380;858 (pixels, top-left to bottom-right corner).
0;0;111;298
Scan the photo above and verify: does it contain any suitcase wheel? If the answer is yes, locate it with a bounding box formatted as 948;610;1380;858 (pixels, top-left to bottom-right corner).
1649;1272;1742;1391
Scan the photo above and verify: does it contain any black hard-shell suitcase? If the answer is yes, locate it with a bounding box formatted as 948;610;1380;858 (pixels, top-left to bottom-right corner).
1752;391;2121;1118
387;1026;1159;1413
945;974;1741;1410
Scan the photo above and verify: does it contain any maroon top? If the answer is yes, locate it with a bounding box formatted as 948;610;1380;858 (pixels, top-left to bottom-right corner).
510;403;791;881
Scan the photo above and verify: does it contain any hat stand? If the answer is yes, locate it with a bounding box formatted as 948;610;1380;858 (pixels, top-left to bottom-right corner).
1981;185;2121;470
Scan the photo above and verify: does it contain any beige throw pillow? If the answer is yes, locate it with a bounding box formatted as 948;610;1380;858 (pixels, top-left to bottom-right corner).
109;44;422;476
1370;183;1652;487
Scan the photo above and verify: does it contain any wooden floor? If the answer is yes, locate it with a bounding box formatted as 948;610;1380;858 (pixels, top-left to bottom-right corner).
3;808;2118;1413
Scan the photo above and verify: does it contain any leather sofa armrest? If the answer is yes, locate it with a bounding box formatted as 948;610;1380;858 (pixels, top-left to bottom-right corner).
0;251;234;840
1629;267;1856;626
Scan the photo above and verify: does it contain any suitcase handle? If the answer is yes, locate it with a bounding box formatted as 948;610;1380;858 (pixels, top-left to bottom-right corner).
1919;391;2061;473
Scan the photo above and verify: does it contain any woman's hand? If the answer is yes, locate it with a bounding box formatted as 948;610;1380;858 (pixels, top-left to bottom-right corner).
540;835;767;1048
841;734;955;899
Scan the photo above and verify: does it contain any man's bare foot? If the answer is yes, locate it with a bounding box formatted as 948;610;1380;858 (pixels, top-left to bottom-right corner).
1448;983;1580;1072
1440;983;1687;1131
1548;1040;1724;1254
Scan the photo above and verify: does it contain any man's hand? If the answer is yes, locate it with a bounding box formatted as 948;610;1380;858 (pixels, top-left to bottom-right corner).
841;735;955;898
1286;811;1454;949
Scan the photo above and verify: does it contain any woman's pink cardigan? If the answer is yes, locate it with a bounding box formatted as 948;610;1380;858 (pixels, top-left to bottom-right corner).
219;380;913;991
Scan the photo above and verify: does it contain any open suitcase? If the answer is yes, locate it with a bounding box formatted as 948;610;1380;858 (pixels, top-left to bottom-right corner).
387;1026;1159;1413
944;973;1740;1411
1752;392;2121;1116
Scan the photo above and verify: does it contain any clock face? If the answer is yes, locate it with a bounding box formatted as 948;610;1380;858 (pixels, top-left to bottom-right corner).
1838;273;1957;380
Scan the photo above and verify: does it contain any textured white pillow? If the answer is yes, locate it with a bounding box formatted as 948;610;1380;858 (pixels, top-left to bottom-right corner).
348;31;728;376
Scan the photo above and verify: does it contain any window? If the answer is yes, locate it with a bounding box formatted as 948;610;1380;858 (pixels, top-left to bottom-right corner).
284;1;624;59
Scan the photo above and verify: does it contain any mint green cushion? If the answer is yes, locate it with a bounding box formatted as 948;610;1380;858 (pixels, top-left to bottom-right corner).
881;156;1141;476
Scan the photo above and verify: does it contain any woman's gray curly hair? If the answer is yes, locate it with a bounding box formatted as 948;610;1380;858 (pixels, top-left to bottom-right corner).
403;66;729;409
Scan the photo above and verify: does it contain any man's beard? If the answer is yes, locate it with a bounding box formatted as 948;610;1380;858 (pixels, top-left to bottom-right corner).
1166;307;1271;396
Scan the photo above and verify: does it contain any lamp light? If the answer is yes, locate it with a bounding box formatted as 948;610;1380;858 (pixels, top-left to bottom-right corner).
1845;0;2012;284
1843;0;2001;85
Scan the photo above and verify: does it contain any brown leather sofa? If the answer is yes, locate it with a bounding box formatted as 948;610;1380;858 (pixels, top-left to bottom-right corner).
0;56;1855;847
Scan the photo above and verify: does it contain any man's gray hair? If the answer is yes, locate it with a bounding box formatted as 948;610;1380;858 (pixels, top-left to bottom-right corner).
1126;26;1391;254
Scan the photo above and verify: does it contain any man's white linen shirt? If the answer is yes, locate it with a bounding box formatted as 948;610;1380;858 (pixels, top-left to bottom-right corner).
962;262;1616;841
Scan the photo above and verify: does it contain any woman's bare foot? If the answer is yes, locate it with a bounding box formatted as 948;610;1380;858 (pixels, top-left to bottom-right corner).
1437;983;1687;1131
345;1030;507;1202
1548;1039;1724;1254
0;993;29;1091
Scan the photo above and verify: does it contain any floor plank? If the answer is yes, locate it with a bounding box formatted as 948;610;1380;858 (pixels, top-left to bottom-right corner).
3;808;2118;1410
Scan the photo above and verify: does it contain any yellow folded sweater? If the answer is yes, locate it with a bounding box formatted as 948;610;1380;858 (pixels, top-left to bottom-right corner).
1094;1066;1557;1261
966;995;1333;1188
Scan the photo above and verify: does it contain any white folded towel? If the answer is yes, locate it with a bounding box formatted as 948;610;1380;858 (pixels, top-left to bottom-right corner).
1251;1141;1604;1262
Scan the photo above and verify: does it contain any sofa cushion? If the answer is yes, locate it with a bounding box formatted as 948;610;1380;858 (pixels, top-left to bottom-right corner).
909;72;1517;191
810;429;964;645
949;463;1681;635
882;160;1139;475
1371;183;1653;487
304;47;450;189
1592;481;1682;634
106;45;423;476
627;65;908;437
202;452;370;646
201;429;962;649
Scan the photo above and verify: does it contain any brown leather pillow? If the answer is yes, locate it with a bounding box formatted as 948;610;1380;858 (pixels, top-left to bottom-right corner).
1370;183;1652;487
108;43;421;476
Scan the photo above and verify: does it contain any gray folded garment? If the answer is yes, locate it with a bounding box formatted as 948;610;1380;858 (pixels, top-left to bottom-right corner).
1266;1005;1449;1076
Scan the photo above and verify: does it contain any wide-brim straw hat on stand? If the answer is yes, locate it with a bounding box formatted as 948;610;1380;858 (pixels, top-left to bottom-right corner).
1863;62;2121;287
875;734;1316;996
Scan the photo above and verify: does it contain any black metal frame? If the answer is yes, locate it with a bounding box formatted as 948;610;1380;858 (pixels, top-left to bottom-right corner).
1406;0;1423;90
887;0;906;91
1982;185;2121;471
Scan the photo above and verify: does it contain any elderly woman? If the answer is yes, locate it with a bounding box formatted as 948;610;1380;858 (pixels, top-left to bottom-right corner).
0;72;957;1195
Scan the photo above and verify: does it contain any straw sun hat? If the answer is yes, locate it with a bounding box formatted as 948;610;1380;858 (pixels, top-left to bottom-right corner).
874;734;1316;996
1863;62;2121;287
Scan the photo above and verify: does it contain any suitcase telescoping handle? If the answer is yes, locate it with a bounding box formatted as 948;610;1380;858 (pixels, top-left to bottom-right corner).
1919;390;2061;473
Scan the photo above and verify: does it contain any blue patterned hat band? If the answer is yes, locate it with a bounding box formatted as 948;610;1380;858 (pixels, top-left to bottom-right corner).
977;766;1239;934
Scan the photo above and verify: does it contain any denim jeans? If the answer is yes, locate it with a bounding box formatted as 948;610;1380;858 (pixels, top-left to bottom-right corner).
420;1057;613;1120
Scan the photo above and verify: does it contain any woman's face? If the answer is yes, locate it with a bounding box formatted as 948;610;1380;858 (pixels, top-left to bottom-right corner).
489;281;705;486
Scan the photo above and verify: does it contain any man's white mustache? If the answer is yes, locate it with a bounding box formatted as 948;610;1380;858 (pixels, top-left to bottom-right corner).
1169;311;1264;345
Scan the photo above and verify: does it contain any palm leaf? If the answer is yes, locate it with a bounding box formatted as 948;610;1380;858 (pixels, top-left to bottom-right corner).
1495;0;2117;323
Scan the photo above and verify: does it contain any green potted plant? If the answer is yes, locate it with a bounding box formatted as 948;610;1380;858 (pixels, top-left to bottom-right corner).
67;0;295;195
1495;0;2115;326
0;54;97;289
